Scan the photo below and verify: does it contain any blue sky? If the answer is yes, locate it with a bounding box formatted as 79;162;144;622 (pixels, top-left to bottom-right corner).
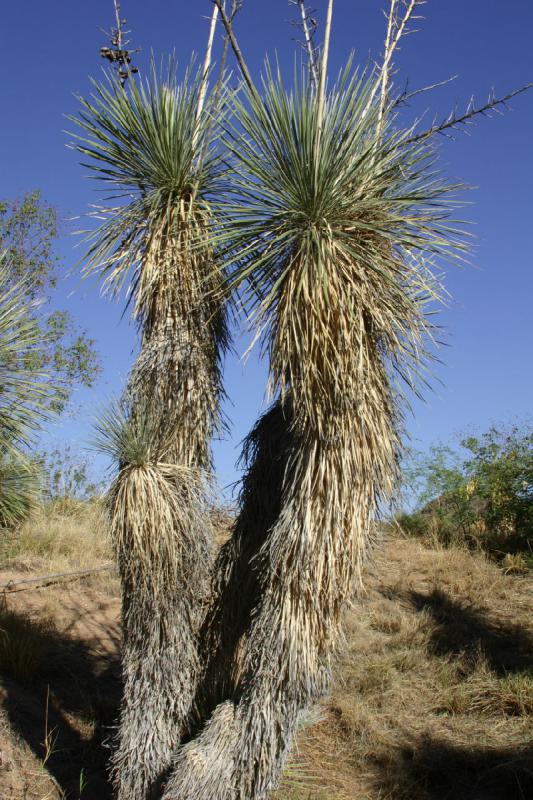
1;1;532;499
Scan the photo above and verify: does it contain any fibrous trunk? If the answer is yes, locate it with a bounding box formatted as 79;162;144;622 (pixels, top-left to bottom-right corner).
110;463;210;799
111;217;226;800
163;272;396;800
163;251;400;798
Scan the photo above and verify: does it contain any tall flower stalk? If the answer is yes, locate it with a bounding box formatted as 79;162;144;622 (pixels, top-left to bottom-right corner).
71;57;228;799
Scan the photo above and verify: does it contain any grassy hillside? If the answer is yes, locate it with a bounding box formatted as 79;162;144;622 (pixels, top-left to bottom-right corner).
0;507;531;799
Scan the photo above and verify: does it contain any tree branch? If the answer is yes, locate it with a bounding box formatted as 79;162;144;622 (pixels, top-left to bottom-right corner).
0;564;115;594
364;0;423;127
292;1;319;89
114;0;123;50
196;3;220;133
404;83;533;145
209;0;239;123
212;0;255;94
392;74;459;108
378;0;399;129
100;0;138;84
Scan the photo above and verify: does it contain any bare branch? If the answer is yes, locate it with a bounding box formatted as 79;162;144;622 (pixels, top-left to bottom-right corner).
212;0;255;94
0;565;115;594
290;1;319;89
404;83;533;145
212;0;240;110
100;0;139;84
378;0;424;131
218;0;242;84
114;0;123;50
363;0;423;127
379;0;399;127
392;74;459;108
113;0;122;50
200;1;241;169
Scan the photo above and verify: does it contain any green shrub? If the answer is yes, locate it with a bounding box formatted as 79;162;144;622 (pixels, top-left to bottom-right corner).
399;425;533;561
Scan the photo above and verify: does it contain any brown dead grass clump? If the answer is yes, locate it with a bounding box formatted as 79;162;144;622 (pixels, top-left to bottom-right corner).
0;500;112;572
0;608;61;685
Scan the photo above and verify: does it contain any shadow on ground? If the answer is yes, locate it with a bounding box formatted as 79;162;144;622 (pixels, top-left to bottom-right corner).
409;587;533;675
3;581;533;799
376;735;533;800
0;603;121;799
361;584;533;798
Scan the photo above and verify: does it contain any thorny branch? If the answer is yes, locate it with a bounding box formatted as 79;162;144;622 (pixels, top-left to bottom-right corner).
365;0;531;154
377;0;425;133
404;83;533;145
392;74;459;108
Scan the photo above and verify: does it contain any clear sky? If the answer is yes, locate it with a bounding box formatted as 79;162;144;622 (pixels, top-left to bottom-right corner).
1;1;532;499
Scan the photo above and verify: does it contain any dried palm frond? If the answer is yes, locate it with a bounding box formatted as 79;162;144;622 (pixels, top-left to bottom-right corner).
164;62;465;800
73;58;229;799
126;207;228;468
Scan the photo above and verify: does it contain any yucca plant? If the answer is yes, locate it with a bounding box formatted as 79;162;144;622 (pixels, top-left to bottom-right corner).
71;56;229;799
93;401;212;796
72;60;229;467
163;59;464;799
0;455;40;528
0;256;49;453
0;255;48;526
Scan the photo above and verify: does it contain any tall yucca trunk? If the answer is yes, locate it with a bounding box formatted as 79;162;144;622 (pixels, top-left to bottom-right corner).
158;57;454;793
109;461;210;799
111;217;225;800
163;250;401;799
72;44;228;797
161;402;293;798
127;212;225;468
189;403;294;721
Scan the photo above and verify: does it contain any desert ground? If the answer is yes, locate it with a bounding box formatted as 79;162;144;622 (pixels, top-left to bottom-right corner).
0;506;532;800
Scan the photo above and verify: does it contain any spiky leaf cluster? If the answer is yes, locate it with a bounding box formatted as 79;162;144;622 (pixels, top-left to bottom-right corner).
160;64;471;800
0;255;49;454
0;255;50;526
70;60;227;304
220;64;464;449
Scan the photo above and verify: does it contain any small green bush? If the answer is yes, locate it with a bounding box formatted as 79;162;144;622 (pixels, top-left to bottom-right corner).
399;425;533;562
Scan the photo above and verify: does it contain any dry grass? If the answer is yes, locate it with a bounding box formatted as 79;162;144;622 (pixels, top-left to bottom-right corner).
0;516;532;799
0;607;62;685
275;536;533;800
0;500;112;574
